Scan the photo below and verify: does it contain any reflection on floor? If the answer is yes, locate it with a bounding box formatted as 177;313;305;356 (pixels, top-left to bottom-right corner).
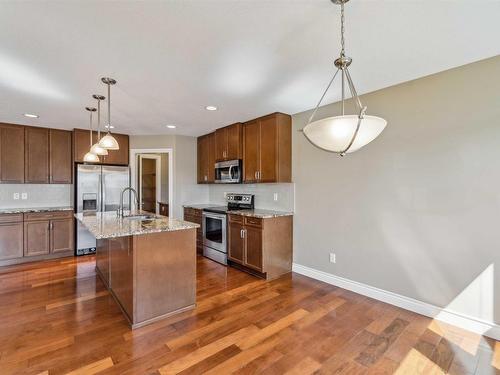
0;255;497;374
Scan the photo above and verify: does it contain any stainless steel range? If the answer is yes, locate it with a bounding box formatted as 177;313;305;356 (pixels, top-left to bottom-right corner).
202;193;254;265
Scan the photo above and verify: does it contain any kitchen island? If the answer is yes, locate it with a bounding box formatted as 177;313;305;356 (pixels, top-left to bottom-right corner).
75;211;199;329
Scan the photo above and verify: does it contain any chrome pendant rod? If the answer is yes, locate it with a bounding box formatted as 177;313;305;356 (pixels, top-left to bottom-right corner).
305;68;340;126
344;68;363;111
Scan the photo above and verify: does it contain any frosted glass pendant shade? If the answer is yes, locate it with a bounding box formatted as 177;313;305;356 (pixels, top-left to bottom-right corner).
90;142;108;156
83;151;100;163
303;115;387;154
98;132;119;150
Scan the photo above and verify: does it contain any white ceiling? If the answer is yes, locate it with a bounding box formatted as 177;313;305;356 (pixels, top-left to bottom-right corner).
0;0;499;136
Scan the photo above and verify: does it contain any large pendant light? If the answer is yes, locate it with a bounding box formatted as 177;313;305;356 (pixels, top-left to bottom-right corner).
98;77;120;150
90;94;108;156
302;0;387;156
83;107;100;163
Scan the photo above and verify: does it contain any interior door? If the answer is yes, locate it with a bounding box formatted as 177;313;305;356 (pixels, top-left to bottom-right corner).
138;155;160;214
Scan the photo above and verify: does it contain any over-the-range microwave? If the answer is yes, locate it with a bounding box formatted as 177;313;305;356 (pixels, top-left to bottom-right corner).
214;159;242;184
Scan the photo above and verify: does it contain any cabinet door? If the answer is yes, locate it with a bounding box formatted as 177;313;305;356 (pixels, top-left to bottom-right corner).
73;128;99;163
245;226;263;271
228;222;245;264
259;116;278;183
243;120;260;183
215;127;227;161
109;236;134;320
0;124;25;183
0;222;23;261
25;127;50;183
207;132;216;182
24;221;50;256
50;218;74;253
103;133;129;165
197;136;208;183
226;123;242;160
49;129;72;184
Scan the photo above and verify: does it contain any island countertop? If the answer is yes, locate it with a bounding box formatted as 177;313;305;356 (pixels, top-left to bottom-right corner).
75;210;199;239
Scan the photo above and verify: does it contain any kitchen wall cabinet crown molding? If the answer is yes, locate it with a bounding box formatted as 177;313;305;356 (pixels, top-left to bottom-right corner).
73;128;129;166
0;122;72;184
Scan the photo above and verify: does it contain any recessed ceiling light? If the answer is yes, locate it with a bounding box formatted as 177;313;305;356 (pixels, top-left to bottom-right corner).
105;125;115;129
166;125;176;129
23;113;39;118
205;106;218;111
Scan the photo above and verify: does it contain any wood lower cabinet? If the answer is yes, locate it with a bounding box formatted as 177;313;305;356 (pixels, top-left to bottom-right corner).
49;129;72;183
25;127;50;183
0;214;24;261
73;128;129;165
0;123;25;183
228;214;293;280
184;207;203;253
23;211;74;258
243;113;291;183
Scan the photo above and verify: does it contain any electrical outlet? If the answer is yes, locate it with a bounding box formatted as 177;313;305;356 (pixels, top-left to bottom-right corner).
13;193;20;200
329;253;336;264
273;193;278;201
21;193;28;200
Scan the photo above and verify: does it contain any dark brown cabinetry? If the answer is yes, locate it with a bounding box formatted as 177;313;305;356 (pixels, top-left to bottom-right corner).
197;133;215;183
49;129;73;184
23;211;74;258
25;127;50;183
0;123;25;183
183;207;203;253
228;214;293;280
243;113;291;183
0;214;24;261
109;236;134;320
73;128;129;165
215;123;242;161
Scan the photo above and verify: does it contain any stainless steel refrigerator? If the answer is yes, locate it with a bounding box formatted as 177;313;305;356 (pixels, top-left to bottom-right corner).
75;164;130;256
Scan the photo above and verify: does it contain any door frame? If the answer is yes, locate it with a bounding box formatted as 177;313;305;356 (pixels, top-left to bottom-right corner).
130;148;173;217
138;154;161;214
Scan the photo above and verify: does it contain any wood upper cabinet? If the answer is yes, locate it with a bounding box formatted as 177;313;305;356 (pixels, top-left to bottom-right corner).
197;132;215;183
73;128;129;165
243;113;291;183
25;127;50;183
0;214;23;261
215;123;242;161
49;129;72;184
0;123;25;183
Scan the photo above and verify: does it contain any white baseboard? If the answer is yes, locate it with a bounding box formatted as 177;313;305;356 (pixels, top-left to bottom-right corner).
292;263;500;341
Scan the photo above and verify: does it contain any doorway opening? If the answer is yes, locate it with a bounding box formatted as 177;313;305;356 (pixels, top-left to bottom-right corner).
130;149;173;217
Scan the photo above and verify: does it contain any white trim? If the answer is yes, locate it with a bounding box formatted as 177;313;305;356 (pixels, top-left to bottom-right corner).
292;263;500;341
130;148;173;217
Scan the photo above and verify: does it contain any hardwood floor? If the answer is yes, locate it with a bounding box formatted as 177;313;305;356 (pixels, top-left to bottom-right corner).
0;255;497;375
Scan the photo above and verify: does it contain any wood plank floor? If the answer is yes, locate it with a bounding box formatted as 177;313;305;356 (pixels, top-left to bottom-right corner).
0;256;497;375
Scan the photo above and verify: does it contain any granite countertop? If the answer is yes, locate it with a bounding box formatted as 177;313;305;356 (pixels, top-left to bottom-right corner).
183;204;293;219
75;210;199;239
0;206;74;214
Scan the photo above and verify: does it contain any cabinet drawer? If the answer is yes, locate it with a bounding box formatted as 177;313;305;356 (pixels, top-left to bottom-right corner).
0;213;23;223
244;216;262;227
24;210;73;222
228;214;244;224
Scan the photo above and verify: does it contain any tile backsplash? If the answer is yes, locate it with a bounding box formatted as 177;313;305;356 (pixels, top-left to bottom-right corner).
208;183;295;212
0;184;73;209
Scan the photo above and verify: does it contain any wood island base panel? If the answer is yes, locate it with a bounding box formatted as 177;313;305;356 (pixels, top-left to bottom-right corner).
96;229;197;329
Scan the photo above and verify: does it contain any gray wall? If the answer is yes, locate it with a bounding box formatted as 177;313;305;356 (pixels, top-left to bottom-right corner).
130;134;208;219
292;56;500;327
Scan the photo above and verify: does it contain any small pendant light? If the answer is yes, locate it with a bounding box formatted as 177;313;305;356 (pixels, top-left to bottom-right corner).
301;0;387;156
83;107;100;163
90;94;108;156
98;77;120;150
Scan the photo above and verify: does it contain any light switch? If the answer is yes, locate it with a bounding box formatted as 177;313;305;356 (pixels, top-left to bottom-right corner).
13;193;19;200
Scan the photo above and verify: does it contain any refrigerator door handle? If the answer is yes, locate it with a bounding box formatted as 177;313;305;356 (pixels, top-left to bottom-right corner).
99;169;104;212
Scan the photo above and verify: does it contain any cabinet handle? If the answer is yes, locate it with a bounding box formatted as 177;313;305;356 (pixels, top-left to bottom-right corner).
254;171;257;180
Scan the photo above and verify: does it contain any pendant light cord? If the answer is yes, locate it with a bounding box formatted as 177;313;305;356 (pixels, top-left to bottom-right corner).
107;82;111;131
89;111;93;148
97;99;101;139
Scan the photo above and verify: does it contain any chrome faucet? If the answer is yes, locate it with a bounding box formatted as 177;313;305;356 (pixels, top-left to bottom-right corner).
117;187;139;217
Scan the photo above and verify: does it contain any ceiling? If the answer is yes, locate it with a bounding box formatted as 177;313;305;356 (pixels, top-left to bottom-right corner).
0;0;499;136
